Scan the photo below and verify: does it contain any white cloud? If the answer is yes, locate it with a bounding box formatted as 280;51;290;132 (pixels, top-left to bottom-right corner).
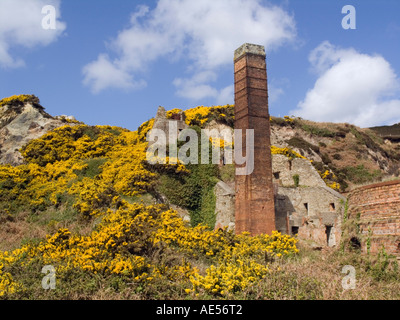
0;0;66;68
291;41;400;127
216;85;234;105
82;54;146;94
268;83;285;104
173;71;219;101
173;72;234;105
82;0;296;99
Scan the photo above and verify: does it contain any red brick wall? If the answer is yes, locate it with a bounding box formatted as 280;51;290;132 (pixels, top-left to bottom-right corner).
234;44;275;235
348;180;400;255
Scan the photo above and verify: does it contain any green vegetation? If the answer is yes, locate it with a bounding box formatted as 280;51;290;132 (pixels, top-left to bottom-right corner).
156;133;220;229
287;137;320;153
1;99;400;300
301;124;336;138
157;164;219;228
292;174;300;187
338;165;382;185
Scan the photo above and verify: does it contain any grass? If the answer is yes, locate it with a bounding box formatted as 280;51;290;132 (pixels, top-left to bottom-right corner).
235;242;400;300
0;197;95;252
301;124;336;138
339;165;383;185
218;164;235;183
3;232;400;300
69;243;400;300
286;137;320;154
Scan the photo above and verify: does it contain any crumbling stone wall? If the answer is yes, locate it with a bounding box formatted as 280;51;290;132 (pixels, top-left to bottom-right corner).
214;181;235;231
348;180;400;255
271;154;345;247
214;152;346;248
276;186;345;247
272;154;326;188
152;106;187;142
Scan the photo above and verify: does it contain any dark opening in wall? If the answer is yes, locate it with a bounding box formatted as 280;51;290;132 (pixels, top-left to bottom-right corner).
329;203;335;211
273;172;280;179
325;225;332;245
291;226;299;236
304;203;309;214
349;237;361;250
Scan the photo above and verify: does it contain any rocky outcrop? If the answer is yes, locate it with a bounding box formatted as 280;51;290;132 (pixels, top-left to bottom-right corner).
0;102;69;166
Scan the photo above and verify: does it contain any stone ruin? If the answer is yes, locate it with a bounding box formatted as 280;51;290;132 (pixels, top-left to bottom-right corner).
212;43;346;248
152;106;188;138
150;43;400;252
229;43;345;247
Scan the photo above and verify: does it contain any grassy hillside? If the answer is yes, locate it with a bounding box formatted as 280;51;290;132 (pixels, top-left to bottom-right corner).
0;96;399;300
370;123;400;142
0;103;300;299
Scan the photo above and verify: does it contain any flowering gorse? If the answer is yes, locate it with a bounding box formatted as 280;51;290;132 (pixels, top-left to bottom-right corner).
0;203;298;297
0;104;301;298
0;94;39;108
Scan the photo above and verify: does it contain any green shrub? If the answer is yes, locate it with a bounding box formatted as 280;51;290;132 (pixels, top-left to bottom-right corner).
75;158;107;179
332;153;342;160
339;165;382;184
157;163;219;229
287;137;320;153
301;124;336;138
293;174;300;187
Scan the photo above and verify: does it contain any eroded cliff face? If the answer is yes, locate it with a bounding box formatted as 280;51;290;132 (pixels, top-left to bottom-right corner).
269;117;400;191
0;101;69;165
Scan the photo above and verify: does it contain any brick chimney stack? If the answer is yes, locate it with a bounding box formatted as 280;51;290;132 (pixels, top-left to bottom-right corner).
234;43;276;235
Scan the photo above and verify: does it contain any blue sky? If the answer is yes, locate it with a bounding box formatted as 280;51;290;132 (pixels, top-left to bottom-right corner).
1;0;400;131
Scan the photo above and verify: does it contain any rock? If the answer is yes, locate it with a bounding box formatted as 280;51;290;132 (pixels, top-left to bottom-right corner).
0;102;70;166
170;204;191;223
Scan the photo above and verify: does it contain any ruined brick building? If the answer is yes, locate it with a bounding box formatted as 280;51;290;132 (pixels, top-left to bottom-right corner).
347;180;400;255
272;155;346;247
214;152;346;248
230;43;347;247
230;43;400;254
232;43;345;246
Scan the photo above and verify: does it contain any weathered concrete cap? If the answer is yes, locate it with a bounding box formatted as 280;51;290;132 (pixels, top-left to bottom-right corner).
234;43;266;60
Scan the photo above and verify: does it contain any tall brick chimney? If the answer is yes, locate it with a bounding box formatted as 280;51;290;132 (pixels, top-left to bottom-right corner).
234;43;275;235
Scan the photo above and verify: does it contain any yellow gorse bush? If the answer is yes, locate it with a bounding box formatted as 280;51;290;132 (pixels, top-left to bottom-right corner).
284;115;295;123
184;105;234;126
271;147;340;191
166;108;183;119
0;203;298;297
0;263;21;297
0;123;164;216
271;145;307;160
320;170;341;191
0;94;39;108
